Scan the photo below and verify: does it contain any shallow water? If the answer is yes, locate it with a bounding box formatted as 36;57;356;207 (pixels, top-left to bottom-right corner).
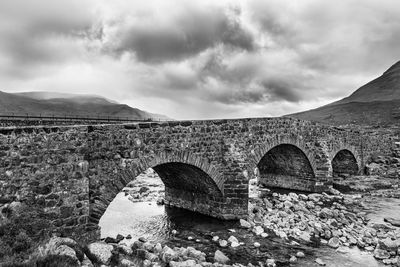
99;192;394;266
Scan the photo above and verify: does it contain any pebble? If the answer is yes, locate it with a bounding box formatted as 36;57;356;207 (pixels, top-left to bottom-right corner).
219;240;228;247
296;251;305;258
315;258;326;266
254;242;261;248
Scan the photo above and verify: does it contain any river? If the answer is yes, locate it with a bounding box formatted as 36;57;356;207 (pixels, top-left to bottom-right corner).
99;175;400;266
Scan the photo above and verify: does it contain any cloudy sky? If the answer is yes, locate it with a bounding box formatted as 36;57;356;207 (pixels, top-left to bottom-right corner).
1;0;400;119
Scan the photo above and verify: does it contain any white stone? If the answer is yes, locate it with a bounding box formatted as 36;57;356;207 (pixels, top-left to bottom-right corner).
253;226;264;235
228;236;239;244
315;258;326;266
87;242;113;265
214;250;229;264
219;240;228;247
240;219;252;229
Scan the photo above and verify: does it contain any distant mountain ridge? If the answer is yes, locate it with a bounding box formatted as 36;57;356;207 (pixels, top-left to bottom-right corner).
0;91;169;121
288;61;400;126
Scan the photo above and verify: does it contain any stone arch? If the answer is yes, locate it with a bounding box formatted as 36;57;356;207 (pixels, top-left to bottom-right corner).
88;151;225;227
247;135;318;191
331;148;360;177
248;135;317;175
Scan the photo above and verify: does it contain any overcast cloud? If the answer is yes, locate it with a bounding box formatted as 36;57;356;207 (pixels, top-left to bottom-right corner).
1;0;400;119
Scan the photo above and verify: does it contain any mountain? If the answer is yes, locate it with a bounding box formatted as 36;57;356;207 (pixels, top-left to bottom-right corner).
288;61;400;126
0;91;169;121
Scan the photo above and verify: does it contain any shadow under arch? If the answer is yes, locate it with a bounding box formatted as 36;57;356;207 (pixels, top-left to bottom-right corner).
88;151;226;230
248;136;318;192
331;149;359;177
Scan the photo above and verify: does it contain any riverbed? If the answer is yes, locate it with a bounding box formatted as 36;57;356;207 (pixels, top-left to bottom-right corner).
99;173;400;266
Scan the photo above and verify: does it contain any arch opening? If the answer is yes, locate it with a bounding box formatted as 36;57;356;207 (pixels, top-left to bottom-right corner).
256;144;316;191
332;149;358;177
92;161;224;235
153;162;223;196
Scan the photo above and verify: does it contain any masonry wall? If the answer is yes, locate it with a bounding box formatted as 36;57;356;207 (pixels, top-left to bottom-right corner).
0;118;392;241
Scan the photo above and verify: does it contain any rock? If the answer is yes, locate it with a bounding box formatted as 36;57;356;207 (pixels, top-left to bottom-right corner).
336;246;350;254
116;234;124;242
266;259;276;267
289;256;297;262
240;219;252;228
254;242;260;248
231;241;240;248
214;250;229;264
81;255;94;267
253;226;264;235
187;236;194;240
104;237;118;244
143;259;152;267
296;251;305;258
53;245;79;264
118;244;133;255
154;243;162;253
170;259;197;267
378;237;399;251
373;248;390;259
298;232;311;243
328;237;340;248
382;212;400;222
161;246;177;262
219;239;228;247
172;230;178;235
139;237;147;242
126;234;132;239
156;197;164;205
261;233;269;238
120;258;136;266
40;236;83;263
212;236;219;242
228;236;239;244
315;258;326;266
86;242;114;265
365;246;375;251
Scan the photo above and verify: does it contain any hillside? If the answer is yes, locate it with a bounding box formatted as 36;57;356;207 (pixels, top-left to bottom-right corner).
0;91;168;120
289;61;400;126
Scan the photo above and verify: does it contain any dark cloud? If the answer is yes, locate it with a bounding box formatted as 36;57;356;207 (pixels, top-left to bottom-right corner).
105;5;255;63
262;79;302;103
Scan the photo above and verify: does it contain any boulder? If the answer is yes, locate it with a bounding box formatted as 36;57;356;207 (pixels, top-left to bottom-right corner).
240;219;251;229
253;226;264;235
373;249;390;260
53;245;79;264
296;251;305;258
161;246;177;262
40;236;84;263
378;237;399;251
228;236;239;244
384;217;400;227
86;242;114;265
214;250;229;264
315;258;326;266
328;237;340;248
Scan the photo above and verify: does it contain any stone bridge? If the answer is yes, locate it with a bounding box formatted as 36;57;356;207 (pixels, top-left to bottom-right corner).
0;117;388;241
